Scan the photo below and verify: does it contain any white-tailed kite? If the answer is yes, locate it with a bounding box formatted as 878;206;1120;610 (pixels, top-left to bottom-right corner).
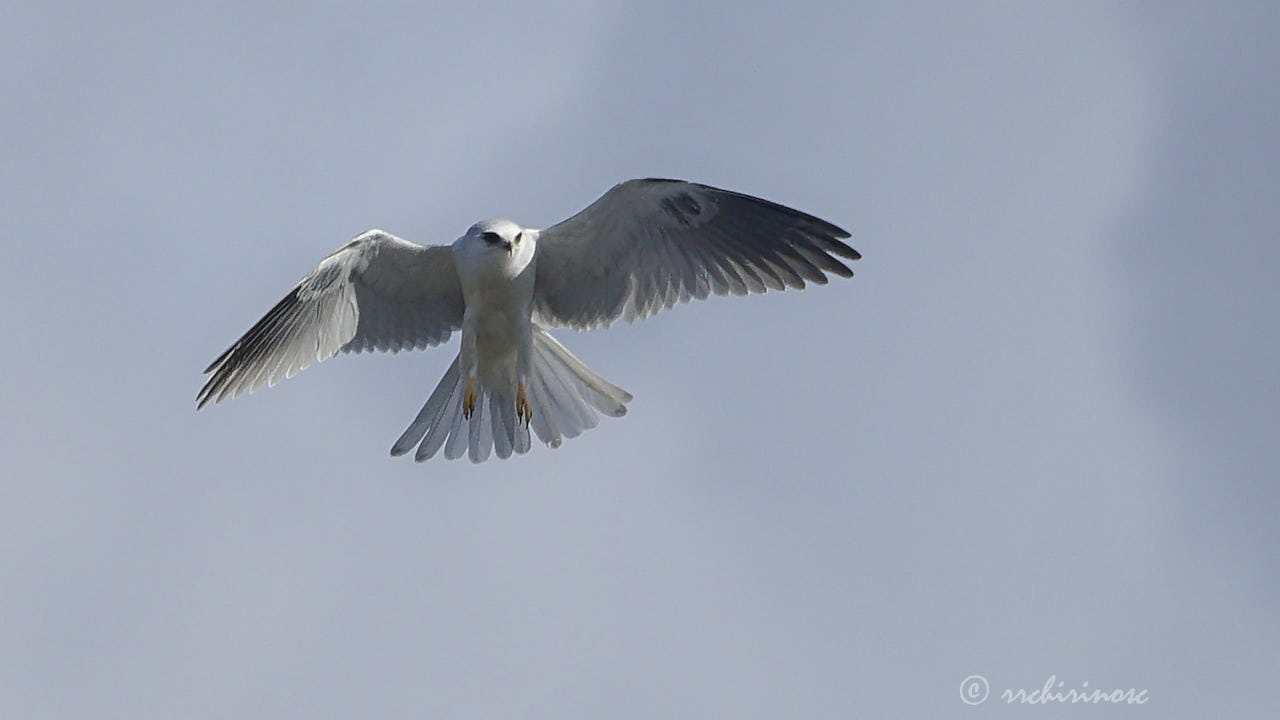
198;178;859;462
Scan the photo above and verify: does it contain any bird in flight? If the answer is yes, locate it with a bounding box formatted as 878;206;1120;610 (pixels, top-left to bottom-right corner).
198;179;859;462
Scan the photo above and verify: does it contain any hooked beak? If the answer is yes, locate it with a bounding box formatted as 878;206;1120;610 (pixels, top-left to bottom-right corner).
504;231;521;254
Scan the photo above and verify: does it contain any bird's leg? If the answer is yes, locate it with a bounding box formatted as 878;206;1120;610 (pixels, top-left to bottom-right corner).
463;376;478;420
460;324;479;421
516;381;531;427
516;322;533;427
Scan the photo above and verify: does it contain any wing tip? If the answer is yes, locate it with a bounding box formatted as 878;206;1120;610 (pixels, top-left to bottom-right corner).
834;241;861;261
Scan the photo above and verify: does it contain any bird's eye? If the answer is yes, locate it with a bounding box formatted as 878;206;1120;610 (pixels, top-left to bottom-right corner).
481;231;500;243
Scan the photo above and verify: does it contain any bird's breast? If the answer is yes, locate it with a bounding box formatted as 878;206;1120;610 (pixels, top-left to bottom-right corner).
460;262;534;353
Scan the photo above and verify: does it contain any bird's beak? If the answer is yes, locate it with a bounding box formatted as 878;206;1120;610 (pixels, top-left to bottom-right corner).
501;239;513;253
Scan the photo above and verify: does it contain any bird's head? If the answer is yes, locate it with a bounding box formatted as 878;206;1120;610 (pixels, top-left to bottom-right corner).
466;219;525;255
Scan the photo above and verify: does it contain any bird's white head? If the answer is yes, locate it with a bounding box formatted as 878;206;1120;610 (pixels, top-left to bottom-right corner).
455;218;536;279
462;219;526;256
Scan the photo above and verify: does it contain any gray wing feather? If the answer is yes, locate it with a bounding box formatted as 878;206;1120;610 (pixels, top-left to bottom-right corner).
533;178;859;329
198;230;463;408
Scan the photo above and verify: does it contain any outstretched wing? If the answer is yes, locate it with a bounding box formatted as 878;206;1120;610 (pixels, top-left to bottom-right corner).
198;229;463;408
532;178;859;330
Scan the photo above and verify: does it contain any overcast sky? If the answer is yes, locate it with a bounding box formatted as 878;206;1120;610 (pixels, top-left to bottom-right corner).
3;2;1277;718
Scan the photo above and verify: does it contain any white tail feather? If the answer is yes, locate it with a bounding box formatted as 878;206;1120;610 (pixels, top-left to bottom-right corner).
390;325;631;462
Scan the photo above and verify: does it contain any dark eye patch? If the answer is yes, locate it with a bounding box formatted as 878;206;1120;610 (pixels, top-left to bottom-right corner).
481;231;501;243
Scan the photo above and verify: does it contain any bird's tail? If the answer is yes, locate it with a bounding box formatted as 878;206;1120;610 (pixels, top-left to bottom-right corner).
390;325;632;463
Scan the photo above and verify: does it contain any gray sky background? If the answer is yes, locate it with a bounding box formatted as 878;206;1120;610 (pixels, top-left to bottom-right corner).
3;2;1277;718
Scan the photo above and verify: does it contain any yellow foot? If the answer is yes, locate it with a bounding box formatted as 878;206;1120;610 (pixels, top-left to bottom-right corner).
516;382;532;427
462;377;477;419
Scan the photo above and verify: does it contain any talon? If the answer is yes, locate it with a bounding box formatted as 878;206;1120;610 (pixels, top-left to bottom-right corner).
463;377;477;419
516;382;532;427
